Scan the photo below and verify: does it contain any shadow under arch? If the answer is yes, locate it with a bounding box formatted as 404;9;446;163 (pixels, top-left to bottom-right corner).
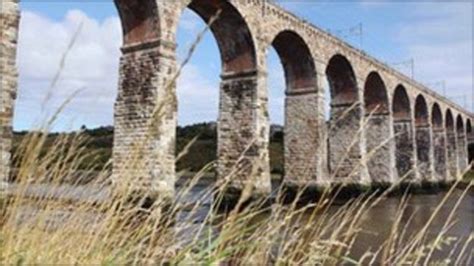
445;109;457;179
116;0;257;73
467;119;473;166
414;94;433;180
269;30;320;188
431;103;447;180
115;0;160;45
456;115;468;173
363;72;392;183
325;54;364;181
392;85;415;181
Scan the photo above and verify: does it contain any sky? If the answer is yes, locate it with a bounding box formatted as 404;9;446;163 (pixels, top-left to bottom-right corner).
14;0;473;132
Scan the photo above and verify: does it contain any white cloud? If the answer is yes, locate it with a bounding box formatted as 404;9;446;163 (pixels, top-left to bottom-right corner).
17;3;469;132
267;49;286;125
177;64;219;125
14;9;220;131
15;10;122;131
395;2;473;110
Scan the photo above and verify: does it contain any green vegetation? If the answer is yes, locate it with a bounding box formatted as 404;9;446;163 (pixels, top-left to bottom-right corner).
3;128;471;264
12;123;285;174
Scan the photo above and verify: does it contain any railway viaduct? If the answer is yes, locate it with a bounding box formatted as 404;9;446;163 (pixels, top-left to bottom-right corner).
1;0;473;200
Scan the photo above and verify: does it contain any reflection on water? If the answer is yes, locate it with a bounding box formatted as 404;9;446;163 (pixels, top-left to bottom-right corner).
179;181;473;262
342;189;473;262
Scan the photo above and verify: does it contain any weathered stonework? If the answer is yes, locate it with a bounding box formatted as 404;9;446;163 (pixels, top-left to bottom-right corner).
328;103;366;183
0;0;20;184
415;125;433;181
363;72;395;184
365;113;394;183
456;126;468;176
90;0;472;195
217;72;271;197
446;131;458;180
393;120;416;181
284;91;321;186
112;41;177;199
432;129;447;181
3;0;473;201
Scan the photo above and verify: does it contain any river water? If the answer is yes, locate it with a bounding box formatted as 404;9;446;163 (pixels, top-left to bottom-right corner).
177;179;474;263
6;180;474;263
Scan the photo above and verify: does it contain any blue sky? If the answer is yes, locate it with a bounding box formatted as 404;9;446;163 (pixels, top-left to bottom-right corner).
14;1;473;131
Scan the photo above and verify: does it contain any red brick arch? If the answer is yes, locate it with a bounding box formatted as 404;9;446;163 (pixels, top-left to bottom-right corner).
326;54;358;106
364;72;389;114
271;30;317;92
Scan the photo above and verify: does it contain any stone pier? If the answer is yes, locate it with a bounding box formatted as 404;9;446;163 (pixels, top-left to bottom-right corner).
0;0;20;184
1;0;473;202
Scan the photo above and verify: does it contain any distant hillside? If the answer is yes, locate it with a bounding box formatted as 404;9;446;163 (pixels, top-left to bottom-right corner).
12;123;284;174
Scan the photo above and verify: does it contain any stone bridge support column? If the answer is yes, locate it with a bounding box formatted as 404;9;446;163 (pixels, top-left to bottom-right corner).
415;124;433;182
218;71;271;201
365;112;395;185
284;88;322;187
468;132;474;166
456;130;468;176
113;40;177;201
328;102;367;183
393;119;416;181
446;130;458;181
432;127;447;181
0;1;20;184
363;72;395;185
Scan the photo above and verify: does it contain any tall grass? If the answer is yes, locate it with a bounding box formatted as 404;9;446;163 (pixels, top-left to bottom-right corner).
1;9;473;265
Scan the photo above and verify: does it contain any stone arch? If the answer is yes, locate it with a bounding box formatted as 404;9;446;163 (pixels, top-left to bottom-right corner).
326;54;364;181
186;0;257;73
456;115;465;134
414;95;429;126
113;0;268;201
116;0;258;72
270;30;320;186
364;72;389;114
326;54;358;105
446;110;454;130
392;85;415;180
445;109;457;179
467;119;472;136
431;103;447;180
414;95;432;180
363;72;392;183
272;30;317;92
115;0;160;45
431;104;443;129
456;115;468;173
467;119;473;165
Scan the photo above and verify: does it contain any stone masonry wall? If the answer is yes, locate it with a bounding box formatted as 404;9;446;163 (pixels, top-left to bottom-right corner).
113;41;177;200
217;72;271;198
446;131;458;180
415;125;433;181
394;120;416;180
456;132;468;175
432;129;447;181
284;91;320;187
328;104;365;183
365;113;394;184
0;0;19;184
